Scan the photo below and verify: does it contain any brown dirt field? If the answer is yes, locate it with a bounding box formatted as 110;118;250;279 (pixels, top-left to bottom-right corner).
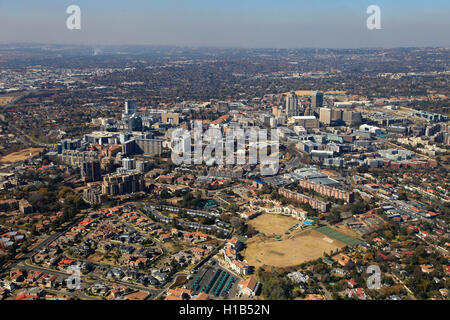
0;147;44;163
248;213;299;236
169;275;187;289
242;229;345;268
87;252;105;263
0;96;16;106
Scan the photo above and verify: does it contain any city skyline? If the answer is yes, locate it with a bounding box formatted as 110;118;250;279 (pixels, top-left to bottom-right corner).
0;1;448;307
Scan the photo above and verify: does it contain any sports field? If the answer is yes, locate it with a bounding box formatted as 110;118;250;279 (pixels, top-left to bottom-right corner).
315;226;362;246
248;213;299;236
242;229;345;268
0;147;44;163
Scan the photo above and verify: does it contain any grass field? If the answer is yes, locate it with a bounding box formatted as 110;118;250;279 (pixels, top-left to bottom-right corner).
315;226;362;246
248;213;299;236
242;229;346;268
0;147;44;163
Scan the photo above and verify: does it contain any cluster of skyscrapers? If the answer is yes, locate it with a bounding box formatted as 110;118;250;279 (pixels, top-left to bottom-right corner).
284;90;324;118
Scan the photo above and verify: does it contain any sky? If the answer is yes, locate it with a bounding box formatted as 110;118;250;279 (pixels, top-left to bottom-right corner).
0;0;449;48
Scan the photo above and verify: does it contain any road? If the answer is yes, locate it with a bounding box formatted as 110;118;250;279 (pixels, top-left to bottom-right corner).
14;261;100;300
388;272;416;300
6;121;54;148
153;271;190;300
18;258;160;299
153;227;233;300
1;214;86;278
318;281;333;300
283;142;302;172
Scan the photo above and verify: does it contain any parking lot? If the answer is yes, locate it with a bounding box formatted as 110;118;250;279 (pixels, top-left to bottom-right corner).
187;262;240;299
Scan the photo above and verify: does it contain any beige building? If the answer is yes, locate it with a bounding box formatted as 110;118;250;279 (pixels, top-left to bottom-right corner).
161;112;180;125
102;171;144;196
319;107;332;125
288;116;319;129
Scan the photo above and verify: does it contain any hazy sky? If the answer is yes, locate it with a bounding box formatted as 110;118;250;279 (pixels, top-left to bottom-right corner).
0;0;449;48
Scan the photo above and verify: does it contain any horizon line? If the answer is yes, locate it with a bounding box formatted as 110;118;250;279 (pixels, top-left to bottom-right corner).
1;42;449;51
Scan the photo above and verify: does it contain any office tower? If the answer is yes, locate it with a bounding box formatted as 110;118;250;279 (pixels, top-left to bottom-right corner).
331;109;343;122
60;139;80;152
312;91;323;109
124;99;138;115
128;114;143;131
81;160;101;182
342;110;362;126
286;91;300;117
319;107;332;125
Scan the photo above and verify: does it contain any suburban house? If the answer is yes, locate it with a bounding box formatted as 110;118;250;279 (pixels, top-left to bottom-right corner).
237;276;260;297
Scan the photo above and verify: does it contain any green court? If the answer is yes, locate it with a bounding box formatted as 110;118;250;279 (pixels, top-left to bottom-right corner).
315;226;362;246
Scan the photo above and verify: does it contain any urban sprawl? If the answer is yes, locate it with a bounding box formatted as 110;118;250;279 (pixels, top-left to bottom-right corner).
0;45;449;301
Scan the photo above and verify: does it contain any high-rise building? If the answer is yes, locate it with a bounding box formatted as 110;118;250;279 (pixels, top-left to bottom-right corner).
136;138;162;155
58;139;80;154
124;99;138;115
121;138;162;156
102;171;145;196
342;110;362;126
81;160;102;182
319;107;332;125
286;91;300;117
83;186;105;204
122;158;136;170
331;109;343;122
128;114;143;131
312;91;323;109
